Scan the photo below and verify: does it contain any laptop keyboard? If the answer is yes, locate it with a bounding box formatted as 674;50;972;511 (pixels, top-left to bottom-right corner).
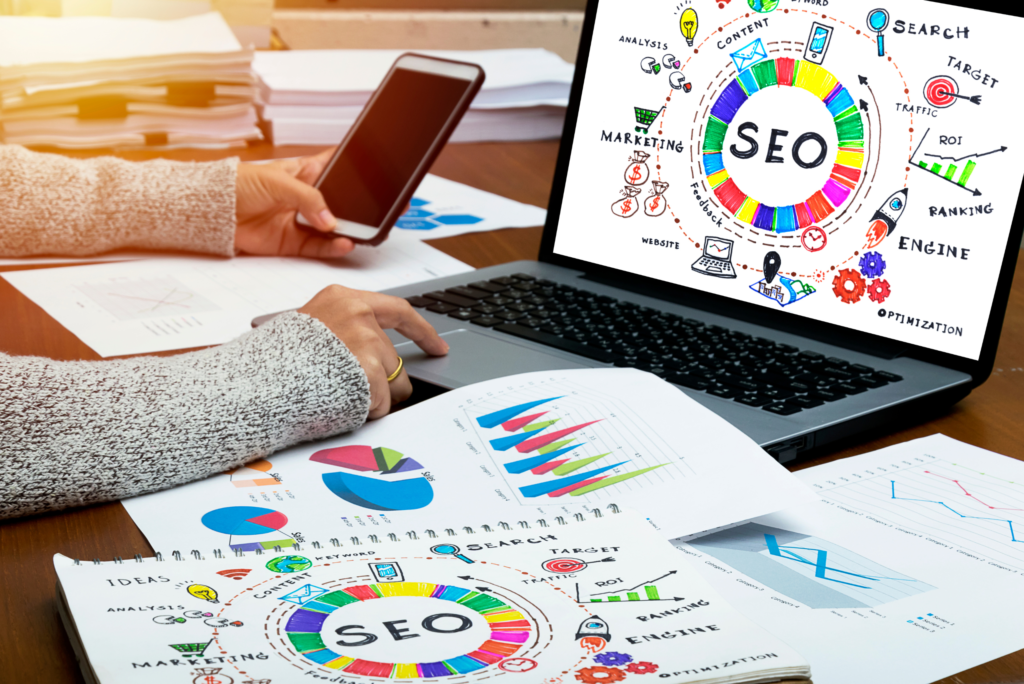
406;273;902;416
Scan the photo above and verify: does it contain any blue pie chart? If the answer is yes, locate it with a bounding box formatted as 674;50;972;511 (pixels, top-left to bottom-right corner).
321;472;434;511
201;506;288;535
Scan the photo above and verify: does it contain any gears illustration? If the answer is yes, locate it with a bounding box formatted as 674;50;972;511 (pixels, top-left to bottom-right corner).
625;662;660;675
594;652;633;667
867;278;891;303
858;251;887;279
576;666;628;683
832;269;867;304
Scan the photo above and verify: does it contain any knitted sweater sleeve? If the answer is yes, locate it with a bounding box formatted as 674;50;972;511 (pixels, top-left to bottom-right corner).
0;311;371;519
0;144;236;257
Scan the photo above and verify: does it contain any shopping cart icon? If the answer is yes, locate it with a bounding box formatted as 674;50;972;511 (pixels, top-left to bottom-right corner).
634;105;665;134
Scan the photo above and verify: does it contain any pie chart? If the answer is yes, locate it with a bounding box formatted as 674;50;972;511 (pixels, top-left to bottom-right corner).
201;506;297;553
202;506;288;535
310;445;434;512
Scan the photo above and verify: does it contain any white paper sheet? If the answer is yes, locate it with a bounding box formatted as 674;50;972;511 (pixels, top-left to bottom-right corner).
55;511;809;684
1;239;471;357
253;49;574;106
123;368;816;548
676;434;1024;684
0;12;243;72
391;174;546;239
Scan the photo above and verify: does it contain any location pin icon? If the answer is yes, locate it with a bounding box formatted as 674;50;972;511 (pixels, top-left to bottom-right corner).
764;251;781;284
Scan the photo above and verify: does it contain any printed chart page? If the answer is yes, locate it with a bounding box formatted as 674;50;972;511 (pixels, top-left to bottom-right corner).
552;0;1024;361
389;174;547;240
1;239;471;357
123;369;815;550
675;434;1024;684
55;510;809;684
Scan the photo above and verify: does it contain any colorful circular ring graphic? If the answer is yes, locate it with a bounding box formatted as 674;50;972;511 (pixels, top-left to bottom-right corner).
283;582;530;678
702;57;865;233
923;75;958;109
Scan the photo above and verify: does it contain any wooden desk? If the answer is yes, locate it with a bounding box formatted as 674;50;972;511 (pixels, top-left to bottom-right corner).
1;141;1021;684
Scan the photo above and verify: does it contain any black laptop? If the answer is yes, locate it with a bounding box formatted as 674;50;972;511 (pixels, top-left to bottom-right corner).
383;0;1023;463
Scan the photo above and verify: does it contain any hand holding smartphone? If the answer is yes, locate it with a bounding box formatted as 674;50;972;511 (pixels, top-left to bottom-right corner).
297;54;485;246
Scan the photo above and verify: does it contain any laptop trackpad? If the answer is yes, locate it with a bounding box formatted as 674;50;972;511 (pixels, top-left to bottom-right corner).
394;329;591;389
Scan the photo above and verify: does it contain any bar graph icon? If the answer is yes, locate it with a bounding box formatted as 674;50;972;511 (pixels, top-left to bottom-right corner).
909;128;1006;197
918;158;977;189
576;572;681;603
473;393;670;500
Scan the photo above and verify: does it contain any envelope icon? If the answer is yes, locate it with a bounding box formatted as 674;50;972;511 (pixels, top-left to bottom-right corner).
730;38;768;73
281;583;329;606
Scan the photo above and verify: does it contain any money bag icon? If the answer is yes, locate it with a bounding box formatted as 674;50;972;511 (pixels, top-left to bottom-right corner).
623;151;650;186
611;186;642;218
644;181;670;217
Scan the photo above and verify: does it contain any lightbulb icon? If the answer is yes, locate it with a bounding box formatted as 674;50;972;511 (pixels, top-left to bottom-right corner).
680;8;699;47
187;583;220;604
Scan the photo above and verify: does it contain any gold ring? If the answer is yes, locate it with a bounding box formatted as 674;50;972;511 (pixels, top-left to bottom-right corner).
386;356;404;383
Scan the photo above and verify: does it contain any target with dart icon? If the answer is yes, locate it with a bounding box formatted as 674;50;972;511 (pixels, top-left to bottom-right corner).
924;75;982;108
542;556;616;574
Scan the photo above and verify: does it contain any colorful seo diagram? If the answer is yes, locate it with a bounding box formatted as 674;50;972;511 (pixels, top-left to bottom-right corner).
606;0;1012;330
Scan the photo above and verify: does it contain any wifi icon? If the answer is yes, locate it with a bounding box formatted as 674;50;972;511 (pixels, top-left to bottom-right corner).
217;568;252;581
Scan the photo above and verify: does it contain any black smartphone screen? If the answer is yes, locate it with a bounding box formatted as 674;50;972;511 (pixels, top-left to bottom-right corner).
319;67;474;229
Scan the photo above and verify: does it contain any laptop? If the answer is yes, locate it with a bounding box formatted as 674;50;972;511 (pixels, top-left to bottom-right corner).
691;237;736;279
328;0;1024;463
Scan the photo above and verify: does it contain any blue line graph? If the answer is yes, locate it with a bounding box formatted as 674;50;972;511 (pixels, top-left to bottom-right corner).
764;534;916;589
689;522;934;609
890;481;1024;543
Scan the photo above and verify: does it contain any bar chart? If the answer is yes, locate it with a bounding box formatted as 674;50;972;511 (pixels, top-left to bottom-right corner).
470;390;679;501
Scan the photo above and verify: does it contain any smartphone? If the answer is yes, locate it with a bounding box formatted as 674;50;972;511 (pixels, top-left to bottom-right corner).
297;54;485;245
803;22;833;64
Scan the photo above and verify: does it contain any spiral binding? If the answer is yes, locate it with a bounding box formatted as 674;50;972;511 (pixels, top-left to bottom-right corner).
74;504;622;565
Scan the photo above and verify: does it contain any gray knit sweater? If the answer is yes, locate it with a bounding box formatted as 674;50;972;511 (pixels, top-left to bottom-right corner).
0;146;372;519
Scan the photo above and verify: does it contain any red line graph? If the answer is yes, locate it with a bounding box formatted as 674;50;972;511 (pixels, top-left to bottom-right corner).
925;471;1024;512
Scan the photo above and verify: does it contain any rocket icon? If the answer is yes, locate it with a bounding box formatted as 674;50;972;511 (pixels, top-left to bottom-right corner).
866;188;907;248
576;615;611;641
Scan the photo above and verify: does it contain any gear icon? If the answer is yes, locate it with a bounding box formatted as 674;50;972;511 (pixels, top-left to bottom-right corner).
859;251;887;279
594;652;633;667
867;278;891;303
575;666;627;683
625;662;660;675
832;269;866;304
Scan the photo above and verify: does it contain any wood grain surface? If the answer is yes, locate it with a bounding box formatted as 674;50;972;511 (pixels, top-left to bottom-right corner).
1;140;1021;684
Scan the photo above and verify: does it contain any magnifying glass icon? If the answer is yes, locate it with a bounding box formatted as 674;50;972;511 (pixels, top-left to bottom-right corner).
867;9;889;57
430;543;475;564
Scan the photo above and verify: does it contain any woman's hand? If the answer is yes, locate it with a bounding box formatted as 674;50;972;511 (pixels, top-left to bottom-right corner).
299;285;449;419
235;148;355;259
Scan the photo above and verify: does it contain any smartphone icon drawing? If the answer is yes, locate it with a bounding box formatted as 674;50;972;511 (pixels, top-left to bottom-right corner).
369;562;405;582
804;22;834;64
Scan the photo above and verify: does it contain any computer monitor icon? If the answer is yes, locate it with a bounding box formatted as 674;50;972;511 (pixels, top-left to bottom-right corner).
691;236;737;279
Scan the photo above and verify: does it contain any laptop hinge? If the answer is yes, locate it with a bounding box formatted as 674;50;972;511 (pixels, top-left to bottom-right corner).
580;272;908;360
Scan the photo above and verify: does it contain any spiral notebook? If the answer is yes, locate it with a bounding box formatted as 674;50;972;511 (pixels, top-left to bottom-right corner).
54;509;810;684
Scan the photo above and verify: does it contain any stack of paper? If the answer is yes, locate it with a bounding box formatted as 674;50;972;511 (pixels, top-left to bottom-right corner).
253;49;574;145
0;12;261;148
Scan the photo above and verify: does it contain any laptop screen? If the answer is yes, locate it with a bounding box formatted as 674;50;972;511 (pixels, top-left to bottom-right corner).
552;0;1024;361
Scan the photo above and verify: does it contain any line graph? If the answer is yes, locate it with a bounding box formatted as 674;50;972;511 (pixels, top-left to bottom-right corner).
922;146;1007;162
808;455;1024;570
890;481;1024;543
690;523;933;609
78;276;219;321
